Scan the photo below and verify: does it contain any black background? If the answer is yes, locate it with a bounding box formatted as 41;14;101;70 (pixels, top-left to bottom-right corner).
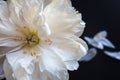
2;0;120;80
70;0;120;80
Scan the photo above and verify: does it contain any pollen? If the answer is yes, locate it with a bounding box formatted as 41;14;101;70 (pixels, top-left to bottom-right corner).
24;32;40;48
45;38;52;45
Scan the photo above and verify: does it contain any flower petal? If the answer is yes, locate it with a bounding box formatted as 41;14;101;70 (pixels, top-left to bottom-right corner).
8;0;43;26
0;0;9;21
49;35;87;70
51;36;87;61
0;37;23;47
85;36;104;49
104;51;120;60
64;60;79;71
80;48;97;61
38;47;69;80
6;50;34;80
93;30;107;40
3;59;14;80
0;1;21;37
44;0;85;35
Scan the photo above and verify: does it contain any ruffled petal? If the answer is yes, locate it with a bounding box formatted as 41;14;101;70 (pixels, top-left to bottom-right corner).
7;0;51;37
0;1;21;37
38;47;69;80
49;35;87;70
51;36;87;61
6;48;35;80
7;0;43;27
44;0;85;36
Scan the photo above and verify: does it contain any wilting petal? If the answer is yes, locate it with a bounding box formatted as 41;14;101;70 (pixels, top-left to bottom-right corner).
44;0;85;35
80;48;97;61
104;51;120;60
3;59;14;80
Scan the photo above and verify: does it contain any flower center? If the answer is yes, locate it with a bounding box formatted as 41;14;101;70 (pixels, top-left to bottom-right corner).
25;33;40;48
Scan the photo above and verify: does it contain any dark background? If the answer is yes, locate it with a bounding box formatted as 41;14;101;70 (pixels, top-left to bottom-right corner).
70;0;120;80
2;0;120;80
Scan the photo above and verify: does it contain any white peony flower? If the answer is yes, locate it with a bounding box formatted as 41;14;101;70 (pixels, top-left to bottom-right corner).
0;0;88;80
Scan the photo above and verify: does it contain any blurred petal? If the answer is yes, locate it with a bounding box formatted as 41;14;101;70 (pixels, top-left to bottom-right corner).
93;30;107;41
104;51;120;60
100;38;115;48
80;48;97;61
85;36;104;49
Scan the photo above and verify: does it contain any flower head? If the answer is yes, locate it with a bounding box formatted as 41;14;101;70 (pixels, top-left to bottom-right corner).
0;0;88;80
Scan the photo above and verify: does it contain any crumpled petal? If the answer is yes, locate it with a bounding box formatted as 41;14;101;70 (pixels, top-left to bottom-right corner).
44;0;85;36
